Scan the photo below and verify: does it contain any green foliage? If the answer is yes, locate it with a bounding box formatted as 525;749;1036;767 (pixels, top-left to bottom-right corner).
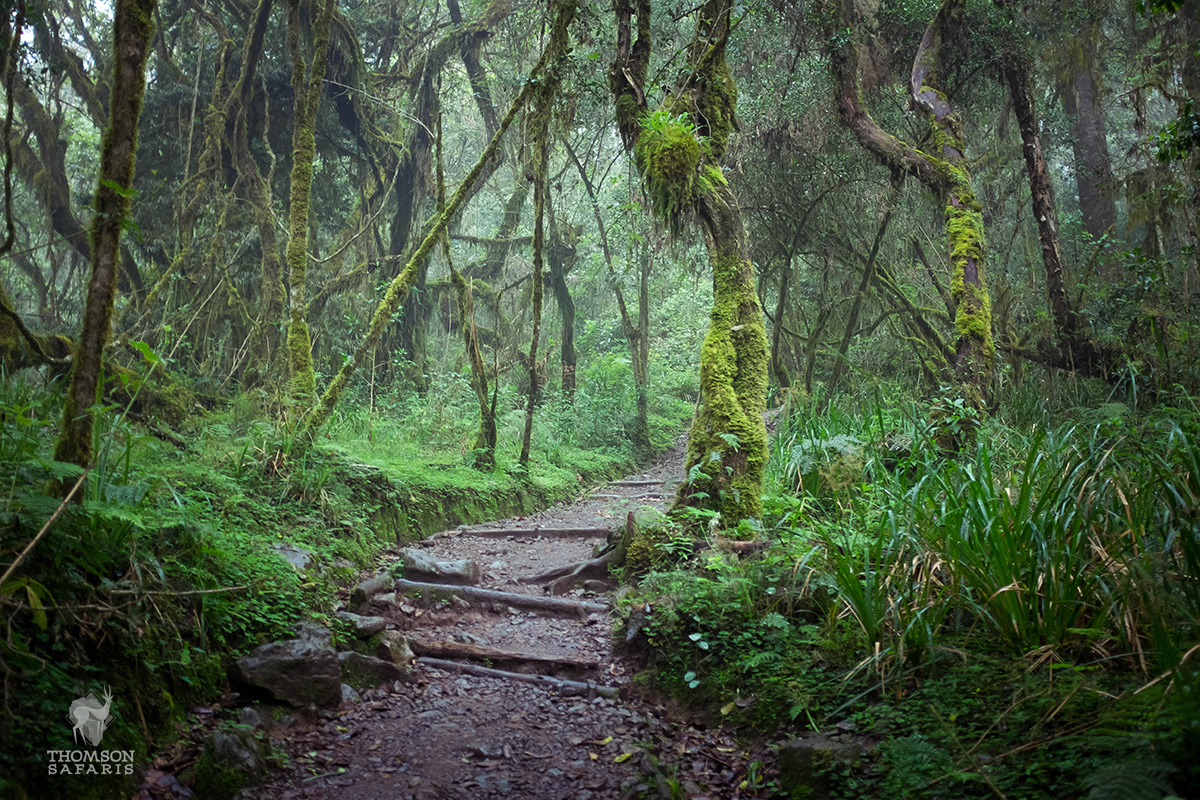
635;384;1200;797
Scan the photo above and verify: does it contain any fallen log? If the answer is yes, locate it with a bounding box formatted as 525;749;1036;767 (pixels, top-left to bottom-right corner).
417;657;618;698
408;638;598;669
393;578;608;618
452;526;611;539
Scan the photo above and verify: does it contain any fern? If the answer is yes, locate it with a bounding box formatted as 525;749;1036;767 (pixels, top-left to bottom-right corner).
1084;756;1177;800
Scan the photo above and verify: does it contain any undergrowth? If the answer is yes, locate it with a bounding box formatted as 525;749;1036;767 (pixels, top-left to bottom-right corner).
0;354;691;798
624;378;1200;799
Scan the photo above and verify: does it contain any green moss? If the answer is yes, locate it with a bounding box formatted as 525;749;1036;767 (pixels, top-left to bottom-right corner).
634;111;702;236
696;59;738;160
680;252;769;523
286;315;316;409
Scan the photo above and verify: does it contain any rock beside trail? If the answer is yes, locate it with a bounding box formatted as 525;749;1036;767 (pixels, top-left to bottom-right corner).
194;727;266;800
375;630;415;666
339;651;407;689
394;547;481;584
334;610;387;638
231;623;341;708
776;734;862;800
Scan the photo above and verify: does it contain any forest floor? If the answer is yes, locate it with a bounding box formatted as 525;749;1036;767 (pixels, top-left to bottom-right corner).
231;440;774;800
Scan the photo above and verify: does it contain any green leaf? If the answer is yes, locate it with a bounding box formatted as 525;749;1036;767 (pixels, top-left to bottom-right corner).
130;340;161;364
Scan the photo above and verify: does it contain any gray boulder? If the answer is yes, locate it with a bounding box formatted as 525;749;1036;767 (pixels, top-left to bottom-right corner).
270;543;314;571
339;651;406;689
334;611;387;638
375;630;415;667
776;735;861;800
232;624;341;708
394;547;480;584
194;727;266;800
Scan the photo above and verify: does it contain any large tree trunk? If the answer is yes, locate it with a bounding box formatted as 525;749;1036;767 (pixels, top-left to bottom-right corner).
283;0;336;412
1061;25;1117;247
611;0;768;522
546;216;578;403
54;0;158;472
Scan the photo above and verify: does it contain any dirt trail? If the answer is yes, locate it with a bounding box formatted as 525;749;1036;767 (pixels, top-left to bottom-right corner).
251;441;769;800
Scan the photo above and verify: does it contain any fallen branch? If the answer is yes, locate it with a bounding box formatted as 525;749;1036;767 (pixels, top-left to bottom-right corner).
0;470;88;589
417;657;618;698
393;578;608;618
407;638;598;669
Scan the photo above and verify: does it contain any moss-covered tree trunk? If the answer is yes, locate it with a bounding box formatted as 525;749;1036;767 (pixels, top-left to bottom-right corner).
53;0;158;472
832;0;993;408
611;0;768;522
283;0;336;413
547;217;578;403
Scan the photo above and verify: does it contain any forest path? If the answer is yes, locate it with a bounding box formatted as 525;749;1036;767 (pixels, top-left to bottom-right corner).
256;440;764;800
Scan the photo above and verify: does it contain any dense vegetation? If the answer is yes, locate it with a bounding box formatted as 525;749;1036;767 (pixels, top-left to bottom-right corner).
1;0;1198;797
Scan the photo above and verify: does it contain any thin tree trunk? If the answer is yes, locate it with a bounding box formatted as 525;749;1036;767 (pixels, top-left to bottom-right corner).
633;240;651;454
301;2;575;435
284;0;336;412
828;204;893;395
521;3;575;467
546;215;578;403
54;0;158;472
563;138;651;452
770;267;791;390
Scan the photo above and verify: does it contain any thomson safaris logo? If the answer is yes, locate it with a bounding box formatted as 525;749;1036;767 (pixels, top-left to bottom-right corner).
46;686;135;776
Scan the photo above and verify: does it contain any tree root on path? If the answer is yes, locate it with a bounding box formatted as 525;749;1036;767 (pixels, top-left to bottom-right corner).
417;657;619;698
517;549;617;595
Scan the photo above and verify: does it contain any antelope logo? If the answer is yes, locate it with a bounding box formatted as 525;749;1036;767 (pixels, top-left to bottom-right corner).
67;686;114;746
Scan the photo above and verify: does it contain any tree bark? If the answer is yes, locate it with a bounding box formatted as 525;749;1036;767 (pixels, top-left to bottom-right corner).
546;216;578;402
284;0;337;412
53;0;158;472
611;0;768;522
1061;25;1117;246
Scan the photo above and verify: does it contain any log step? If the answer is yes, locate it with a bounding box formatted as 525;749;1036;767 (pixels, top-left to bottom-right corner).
608;480;663;487
408;638;598;669
453;526;611;539
417;657;618;698
394;578;609;618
